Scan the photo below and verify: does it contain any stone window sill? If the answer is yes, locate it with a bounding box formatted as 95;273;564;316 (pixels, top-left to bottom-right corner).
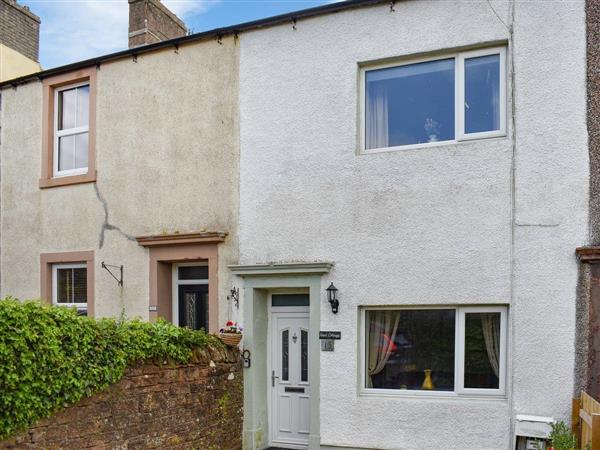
39;171;97;189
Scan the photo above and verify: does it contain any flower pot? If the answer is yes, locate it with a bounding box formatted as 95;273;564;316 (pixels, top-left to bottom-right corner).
219;333;242;347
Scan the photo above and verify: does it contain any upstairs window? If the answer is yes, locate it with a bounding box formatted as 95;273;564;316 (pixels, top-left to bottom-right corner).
54;83;89;177
41;67;96;189
362;47;506;152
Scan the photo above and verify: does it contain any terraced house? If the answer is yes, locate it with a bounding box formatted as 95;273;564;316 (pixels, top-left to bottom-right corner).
0;0;596;449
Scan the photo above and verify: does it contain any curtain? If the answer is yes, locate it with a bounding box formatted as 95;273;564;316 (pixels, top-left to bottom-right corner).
481;313;500;378
366;83;389;149
367;310;400;387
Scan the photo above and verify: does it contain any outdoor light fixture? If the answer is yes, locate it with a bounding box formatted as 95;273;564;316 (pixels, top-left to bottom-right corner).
227;287;240;309
326;282;339;314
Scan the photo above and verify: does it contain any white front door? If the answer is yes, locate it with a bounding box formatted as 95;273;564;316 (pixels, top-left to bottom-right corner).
271;313;310;448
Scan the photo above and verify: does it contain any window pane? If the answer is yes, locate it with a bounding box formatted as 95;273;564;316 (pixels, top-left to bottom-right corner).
464;54;500;134
464;312;500;389
58;88;77;130
301;329;308;382
272;294;309;307
366;309;455;391
282;330;289;381
72;268;87;304
75;133;88;169
365;58;455;149
58;133;87;172
57;267;87;304
56;268;73;303
178;265;208;280
76;85;89;127
58;135;75;171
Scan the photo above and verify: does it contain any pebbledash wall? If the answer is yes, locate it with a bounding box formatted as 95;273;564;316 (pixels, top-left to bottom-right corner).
0;36;240;327
238;1;588;450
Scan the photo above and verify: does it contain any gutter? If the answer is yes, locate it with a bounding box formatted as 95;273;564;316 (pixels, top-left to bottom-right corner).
0;0;389;89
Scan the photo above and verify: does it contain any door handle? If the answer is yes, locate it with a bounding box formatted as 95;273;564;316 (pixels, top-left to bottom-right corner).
271;370;279;387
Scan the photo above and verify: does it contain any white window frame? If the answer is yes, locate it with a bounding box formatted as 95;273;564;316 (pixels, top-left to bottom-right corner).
359;305;508;398
359;46;507;154
456;306;507;396
456;47;507;141
52;262;87;310
171;262;208;327
53;81;90;178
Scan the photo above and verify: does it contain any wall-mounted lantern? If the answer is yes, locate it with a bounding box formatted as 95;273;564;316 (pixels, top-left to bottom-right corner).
228;287;240;309
326;282;339;314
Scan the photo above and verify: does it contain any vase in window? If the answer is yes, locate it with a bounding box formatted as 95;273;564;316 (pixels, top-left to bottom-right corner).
422;369;435;390
424;118;440;143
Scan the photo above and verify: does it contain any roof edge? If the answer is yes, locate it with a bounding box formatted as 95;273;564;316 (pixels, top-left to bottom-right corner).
0;0;388;89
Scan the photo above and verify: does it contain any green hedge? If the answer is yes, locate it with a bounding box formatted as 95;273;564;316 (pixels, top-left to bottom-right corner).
0;298;222;440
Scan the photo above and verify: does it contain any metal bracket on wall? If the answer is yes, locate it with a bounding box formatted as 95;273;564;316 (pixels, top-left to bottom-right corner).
101;262;123;287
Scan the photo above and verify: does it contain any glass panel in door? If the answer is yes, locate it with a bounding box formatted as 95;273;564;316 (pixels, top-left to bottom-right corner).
178;284;208;331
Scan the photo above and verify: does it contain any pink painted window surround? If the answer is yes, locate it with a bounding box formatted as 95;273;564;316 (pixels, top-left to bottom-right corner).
40;67;97;189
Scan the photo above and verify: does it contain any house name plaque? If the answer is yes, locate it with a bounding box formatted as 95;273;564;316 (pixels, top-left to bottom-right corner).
319;331;341;340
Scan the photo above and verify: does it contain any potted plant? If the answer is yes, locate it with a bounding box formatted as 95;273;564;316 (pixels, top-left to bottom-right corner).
547;421;578;450
219;321;243;346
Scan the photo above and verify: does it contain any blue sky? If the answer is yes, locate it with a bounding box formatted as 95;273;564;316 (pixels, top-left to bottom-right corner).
21;0;333;69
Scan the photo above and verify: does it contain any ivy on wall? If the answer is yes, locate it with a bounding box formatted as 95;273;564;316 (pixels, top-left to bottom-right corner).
0;298;222;440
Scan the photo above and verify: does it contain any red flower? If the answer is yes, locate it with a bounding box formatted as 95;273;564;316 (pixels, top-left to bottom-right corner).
226;321;234;326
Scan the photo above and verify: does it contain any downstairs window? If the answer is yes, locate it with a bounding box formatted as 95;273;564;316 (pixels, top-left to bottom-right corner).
363;306;507;396
52;263;88;315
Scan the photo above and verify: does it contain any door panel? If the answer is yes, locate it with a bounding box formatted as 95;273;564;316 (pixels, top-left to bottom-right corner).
271;313;310;447
178;284;208;331
298;395;310;434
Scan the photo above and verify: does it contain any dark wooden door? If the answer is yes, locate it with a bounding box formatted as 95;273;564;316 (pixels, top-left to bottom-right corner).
178;284;208;331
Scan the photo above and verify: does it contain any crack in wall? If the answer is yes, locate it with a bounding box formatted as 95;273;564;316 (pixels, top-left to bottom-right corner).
94;184;136;248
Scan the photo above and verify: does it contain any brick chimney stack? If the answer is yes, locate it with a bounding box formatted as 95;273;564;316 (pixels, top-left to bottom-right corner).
128;0;187;48
0;0;40;62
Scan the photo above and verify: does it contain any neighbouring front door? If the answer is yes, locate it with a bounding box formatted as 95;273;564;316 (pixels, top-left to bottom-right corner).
178;284;208;331
271;313;310;448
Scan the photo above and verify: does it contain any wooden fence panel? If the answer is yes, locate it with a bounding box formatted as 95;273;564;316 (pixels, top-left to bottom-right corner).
575;391;600;450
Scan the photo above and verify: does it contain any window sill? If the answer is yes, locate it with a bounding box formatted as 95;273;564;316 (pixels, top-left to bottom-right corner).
359;389;507;401
39;170;96;189
359;133;508;155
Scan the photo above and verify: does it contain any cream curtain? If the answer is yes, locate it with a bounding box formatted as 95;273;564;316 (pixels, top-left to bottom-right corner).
481;313;500;378
367;310;400;388
366;84;389;150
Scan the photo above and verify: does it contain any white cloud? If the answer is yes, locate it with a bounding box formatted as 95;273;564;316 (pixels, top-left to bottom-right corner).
36;1;128;68
162;0;214;17
30;0;215;69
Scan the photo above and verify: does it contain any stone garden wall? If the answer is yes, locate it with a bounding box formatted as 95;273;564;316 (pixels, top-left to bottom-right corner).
1;345;242;450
